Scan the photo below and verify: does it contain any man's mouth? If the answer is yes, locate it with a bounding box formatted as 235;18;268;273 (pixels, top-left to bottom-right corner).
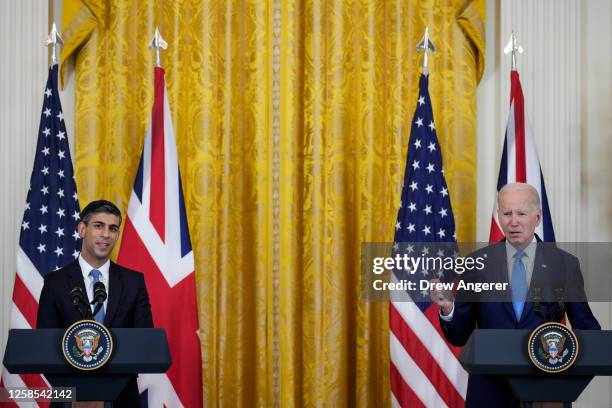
96;242;110;250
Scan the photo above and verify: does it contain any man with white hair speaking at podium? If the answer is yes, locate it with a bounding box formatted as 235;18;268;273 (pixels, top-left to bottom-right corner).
430;183;600;407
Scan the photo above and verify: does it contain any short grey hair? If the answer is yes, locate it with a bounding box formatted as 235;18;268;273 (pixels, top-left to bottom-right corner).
497;182;541;210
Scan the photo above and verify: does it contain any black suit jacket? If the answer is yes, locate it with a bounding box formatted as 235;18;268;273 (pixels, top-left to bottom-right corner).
37;259;154;407
440;241;600;407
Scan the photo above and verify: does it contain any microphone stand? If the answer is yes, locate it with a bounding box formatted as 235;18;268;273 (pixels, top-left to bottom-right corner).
71;287;92;319
532;287;566;323
555;287;566;321
531;287;546;321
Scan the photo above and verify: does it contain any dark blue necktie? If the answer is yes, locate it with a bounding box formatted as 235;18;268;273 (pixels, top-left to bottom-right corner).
89;269;105;323
512;251;527;320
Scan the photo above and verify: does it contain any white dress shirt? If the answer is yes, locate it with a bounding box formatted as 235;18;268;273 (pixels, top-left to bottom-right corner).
78;254;110;315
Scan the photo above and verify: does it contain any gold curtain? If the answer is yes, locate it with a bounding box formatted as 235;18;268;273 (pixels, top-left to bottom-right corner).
61;0;485;406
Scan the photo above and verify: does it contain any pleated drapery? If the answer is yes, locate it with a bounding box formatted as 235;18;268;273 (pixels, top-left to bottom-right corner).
61;0;484;405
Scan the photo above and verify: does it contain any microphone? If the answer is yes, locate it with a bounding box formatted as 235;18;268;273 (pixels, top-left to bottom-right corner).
70;286;91;318
71;286;84;306
91;281;107;305
555;287;565;318
91;282;107;320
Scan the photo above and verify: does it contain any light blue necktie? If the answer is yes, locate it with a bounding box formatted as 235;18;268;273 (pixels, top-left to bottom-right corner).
512;251;527;320
89;269;105;323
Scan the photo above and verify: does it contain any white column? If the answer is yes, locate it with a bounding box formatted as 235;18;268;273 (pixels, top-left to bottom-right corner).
577;0;612;405
0;1;50;356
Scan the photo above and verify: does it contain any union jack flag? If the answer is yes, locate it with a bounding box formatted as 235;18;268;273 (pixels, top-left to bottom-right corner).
1;64;81;407
489;70;556;243
389;74;468;407
116;67;202;408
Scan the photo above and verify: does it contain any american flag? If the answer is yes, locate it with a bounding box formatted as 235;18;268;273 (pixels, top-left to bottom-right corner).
389;74;468;407
116;67;202;408
1;64;81;406
489;70;555;242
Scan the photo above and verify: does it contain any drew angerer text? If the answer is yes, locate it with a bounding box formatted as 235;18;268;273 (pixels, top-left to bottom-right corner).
372;279;508;293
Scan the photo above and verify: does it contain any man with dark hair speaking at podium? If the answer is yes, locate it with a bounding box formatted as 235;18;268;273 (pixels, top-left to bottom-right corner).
430;183;600;407
37;199;153;407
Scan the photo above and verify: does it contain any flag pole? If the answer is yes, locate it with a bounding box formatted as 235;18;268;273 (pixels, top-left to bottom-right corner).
417;26;436;76
149;27;168;68
503;31;524;71
46;22;64;66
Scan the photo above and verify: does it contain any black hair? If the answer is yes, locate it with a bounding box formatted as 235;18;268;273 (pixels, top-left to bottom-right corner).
80;200;122;224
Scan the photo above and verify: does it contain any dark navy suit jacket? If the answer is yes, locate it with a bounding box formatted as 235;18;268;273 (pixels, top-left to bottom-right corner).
37;260;153;407
440;241;600;408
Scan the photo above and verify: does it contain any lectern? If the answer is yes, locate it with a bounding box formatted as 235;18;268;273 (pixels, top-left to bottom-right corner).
460;329;612;407
3;328;171;403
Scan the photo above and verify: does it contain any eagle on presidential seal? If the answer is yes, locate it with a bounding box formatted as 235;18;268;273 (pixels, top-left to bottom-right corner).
540;331;569;364
72;328;104;362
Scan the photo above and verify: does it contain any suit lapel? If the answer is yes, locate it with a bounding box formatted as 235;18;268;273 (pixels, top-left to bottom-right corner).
491;243;509;284
531;244;555;289
64;260;91;320
519;301;534;323
66;260;87;300
104;262;123;326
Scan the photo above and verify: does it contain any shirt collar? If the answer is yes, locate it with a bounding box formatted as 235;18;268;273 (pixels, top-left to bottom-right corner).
505;236;537;260
78;254;110;281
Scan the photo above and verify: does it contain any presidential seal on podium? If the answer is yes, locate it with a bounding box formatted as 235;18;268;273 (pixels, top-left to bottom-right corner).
62;320;114;371
528;322;579;373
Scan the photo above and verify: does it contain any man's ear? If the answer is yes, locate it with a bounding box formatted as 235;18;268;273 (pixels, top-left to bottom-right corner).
77;221;86;238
